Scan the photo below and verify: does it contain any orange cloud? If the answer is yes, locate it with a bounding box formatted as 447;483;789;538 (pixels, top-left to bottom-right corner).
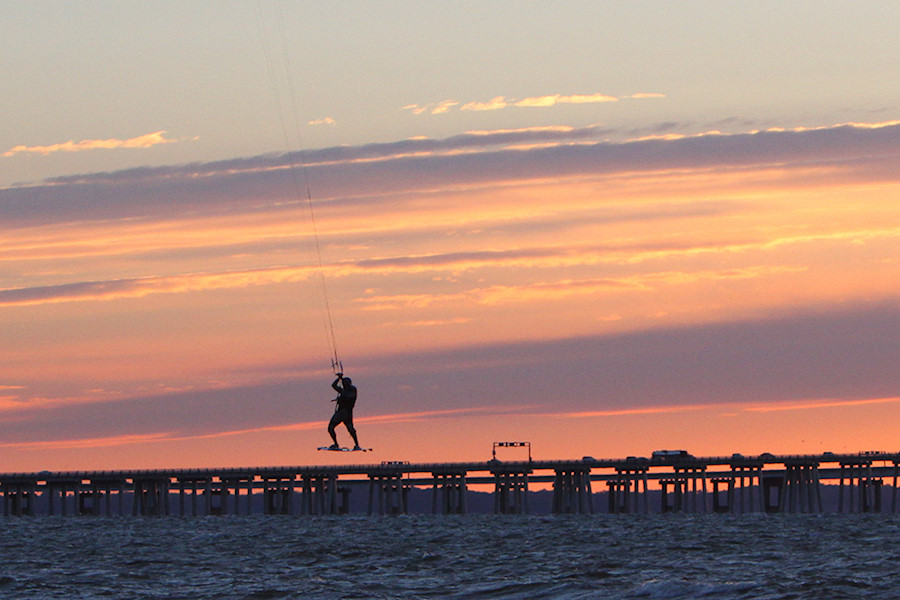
461;96;510;111
430;100;460;114
408;91;652;114
461;93;619;111
514;93;618;107
3;130;181;157
402;100;461;115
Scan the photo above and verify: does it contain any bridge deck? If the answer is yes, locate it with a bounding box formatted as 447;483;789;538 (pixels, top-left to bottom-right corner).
1;451;897;516
1;451;897;481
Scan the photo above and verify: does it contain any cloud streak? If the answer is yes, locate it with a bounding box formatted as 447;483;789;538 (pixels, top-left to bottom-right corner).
4;301;900;450
4;120;898;230
0;266;312;307
5;219;867;309
0;390;517;451
357;265;805;311
404;91;660;115
549;395;900;418
3;131;182;158
464;92;619;111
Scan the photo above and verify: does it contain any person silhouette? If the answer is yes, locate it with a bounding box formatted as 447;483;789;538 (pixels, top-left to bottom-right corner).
327;373;360;450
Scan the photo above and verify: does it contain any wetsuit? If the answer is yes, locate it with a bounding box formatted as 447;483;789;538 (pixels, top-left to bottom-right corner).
328;376;358;447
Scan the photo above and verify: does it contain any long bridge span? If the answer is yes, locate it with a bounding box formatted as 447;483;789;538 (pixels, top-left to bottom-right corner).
2;450;898;517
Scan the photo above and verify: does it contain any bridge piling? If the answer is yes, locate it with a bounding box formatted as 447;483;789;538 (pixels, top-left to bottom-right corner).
432;471;467;514
132;477;170;516
710;477;731;513
781;461;822;513
664;465;707;513
839;460;881;513
608;479;635;514
301;474;338;515
2;479;36;516
893;461;899;513
221;475;254;516
492;468;530;514
727;463;764;513
552;468;593;514
262;476;294;515
619;466;649;514
177;476;209;516
368;471;408;515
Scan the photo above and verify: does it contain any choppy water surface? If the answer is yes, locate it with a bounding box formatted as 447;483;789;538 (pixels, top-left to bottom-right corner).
1;514;899;599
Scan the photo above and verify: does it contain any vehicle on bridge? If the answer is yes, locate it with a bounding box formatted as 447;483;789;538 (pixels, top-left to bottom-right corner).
651;450;693;462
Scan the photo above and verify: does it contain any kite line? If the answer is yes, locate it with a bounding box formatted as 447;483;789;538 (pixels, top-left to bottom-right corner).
254;3;341;374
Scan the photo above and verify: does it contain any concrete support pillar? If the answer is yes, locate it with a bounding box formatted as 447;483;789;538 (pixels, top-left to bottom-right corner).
205;479;226;516
839;460;877;513
262;477;295;515
301;473;338;515
667;466;707;513
617;466;649;514
1;480;37;516
861;478;883;513
491;469;530;514
338;487;351;514
607;479;629;514
177;477;211;516
727;464;764;513
711;477;731;513
781;462;823;513
368;472;408;515
660;479;676;513
118;480;126;516
76;479;124;516
77;481;95;516
552;468;593;514
75;483;89;516
762;475;784;512
132;478;170;516
103;482;114;517
221;476;254;515
48;480;80;516
892;461;899;513
432;471;467;514
47;483;58;516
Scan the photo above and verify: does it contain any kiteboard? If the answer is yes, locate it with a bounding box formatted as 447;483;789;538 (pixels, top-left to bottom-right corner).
317;446;371;452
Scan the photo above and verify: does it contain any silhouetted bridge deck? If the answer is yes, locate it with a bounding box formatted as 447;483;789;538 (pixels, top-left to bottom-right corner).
2;452;899;517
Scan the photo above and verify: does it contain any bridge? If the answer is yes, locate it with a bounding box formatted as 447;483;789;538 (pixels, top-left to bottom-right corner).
2;450;898;517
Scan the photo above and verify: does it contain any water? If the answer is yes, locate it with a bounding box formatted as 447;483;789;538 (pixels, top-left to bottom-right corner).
1;514;899;599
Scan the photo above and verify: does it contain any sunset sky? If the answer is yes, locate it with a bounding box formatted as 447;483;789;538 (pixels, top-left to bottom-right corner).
3;1;900;472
